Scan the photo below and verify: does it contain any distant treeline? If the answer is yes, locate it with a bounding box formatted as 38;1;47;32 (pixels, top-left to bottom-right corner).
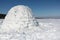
0;14;6;19
0;14;60;19
35;17;60;19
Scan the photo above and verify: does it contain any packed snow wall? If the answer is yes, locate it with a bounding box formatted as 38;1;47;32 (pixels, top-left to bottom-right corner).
0;5;39;33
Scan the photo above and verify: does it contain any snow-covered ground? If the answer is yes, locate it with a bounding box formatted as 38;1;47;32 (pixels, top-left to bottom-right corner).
1;19;60;27
0;19;60;40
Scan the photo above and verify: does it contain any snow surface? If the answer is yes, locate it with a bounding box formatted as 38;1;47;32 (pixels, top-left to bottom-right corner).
0;5;60;40
0;19;60;40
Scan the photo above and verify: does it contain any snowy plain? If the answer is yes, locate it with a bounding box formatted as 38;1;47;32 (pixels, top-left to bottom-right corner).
0;19;60;40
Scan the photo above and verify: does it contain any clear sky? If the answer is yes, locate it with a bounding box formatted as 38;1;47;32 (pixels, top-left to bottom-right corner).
0;0;60;17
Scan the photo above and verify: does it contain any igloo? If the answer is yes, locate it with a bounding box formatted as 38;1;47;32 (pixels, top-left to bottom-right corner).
0;5;39;33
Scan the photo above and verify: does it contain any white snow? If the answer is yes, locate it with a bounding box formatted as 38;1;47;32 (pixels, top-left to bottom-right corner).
0;5;39;33
0;5;60;40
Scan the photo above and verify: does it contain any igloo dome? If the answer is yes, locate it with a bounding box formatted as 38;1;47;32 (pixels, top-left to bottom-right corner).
0;5;39;33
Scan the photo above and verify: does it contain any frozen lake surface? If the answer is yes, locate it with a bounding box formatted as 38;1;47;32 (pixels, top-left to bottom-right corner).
0;19;60;40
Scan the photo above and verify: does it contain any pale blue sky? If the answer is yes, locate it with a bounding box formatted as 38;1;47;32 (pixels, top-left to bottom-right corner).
0;0;60;17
